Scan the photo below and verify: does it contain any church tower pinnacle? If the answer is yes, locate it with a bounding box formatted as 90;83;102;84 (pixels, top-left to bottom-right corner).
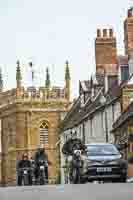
65;60;70;101
16;60;22;88
45;67;50;88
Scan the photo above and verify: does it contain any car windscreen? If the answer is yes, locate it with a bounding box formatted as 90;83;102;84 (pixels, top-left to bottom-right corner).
86;145;120;156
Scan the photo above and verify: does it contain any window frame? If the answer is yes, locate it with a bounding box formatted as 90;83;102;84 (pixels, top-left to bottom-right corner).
39;121;49;144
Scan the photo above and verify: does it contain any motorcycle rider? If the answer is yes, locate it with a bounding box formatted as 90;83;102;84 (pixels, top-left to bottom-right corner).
17;153;32;186
34;146;51;184
68;144;87;183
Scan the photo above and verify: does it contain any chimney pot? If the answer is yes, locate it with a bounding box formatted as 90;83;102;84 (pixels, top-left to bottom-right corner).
103;29;107;37
109;28;113;37
128;8;133;18
97;29;101;37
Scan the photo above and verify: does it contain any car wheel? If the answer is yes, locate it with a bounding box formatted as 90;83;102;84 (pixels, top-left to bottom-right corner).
120;178;127;183
88;180;93;183
113;178;126;183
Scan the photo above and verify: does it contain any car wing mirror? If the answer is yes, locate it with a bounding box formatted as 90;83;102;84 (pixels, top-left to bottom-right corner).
120;152;123;158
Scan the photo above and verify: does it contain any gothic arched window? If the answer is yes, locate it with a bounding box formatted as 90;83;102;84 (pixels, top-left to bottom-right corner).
40;121;49;144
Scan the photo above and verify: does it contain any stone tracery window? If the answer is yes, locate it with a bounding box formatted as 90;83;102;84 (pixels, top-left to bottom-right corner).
40;121;49;144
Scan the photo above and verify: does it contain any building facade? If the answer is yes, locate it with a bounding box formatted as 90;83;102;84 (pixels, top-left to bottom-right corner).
124;7;133;57
59;77;122;183
112;75;133;157
59;7;133;183
0;60;71;186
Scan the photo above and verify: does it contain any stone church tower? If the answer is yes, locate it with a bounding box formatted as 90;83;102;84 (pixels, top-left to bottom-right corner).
0;60;71;186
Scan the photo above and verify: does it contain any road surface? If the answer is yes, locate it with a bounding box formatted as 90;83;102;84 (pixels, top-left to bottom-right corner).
0;184;133;200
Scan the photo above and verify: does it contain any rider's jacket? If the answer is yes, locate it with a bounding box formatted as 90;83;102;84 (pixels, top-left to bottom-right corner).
34;149;48;167
17;160;31;169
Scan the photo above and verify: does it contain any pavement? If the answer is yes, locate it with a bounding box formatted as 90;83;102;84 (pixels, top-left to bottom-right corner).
0;183;133;200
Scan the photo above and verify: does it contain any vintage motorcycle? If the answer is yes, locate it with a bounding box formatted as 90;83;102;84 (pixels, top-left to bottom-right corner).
69;150;83;184
62;138;86;184
36;160;48;185
17;167;32;186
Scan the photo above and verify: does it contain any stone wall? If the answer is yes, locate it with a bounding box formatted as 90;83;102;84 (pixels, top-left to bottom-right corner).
0;97;69;186
1;112;17;186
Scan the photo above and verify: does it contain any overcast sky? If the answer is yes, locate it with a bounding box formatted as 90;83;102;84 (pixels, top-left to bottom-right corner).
0;0;132;99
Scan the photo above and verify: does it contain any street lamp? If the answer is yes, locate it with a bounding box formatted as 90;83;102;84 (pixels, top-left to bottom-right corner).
100;96;108;143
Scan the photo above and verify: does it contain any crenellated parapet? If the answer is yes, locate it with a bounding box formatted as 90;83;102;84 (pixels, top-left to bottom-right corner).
0;85;67;109
21;86;66;100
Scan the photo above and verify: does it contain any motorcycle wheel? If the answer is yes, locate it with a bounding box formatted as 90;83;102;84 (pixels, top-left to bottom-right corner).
23;175;29;186
40;171;45;185
72;168;78;184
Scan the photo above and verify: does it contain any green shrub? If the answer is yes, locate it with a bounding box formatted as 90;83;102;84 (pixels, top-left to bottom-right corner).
128;152;133;158
55;173;61;184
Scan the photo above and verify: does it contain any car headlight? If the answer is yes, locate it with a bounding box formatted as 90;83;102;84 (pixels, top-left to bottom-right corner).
108;160;119;165
87;160;100;165
108;159;127;167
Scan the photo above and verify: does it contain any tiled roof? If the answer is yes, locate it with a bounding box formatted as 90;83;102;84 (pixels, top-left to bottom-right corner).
80;75;104;93
61;82;122;132
60;86;103;131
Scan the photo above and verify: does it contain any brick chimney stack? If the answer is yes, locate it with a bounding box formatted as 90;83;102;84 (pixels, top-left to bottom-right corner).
95;28;117;75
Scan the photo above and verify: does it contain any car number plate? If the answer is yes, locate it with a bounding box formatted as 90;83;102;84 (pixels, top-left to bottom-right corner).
97;167;112;172
24;170;27;174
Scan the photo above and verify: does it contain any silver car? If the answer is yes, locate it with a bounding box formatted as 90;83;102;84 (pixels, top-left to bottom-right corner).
84;143;128;183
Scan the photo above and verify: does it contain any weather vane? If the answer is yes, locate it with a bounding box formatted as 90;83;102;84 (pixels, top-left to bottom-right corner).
28;61;34;87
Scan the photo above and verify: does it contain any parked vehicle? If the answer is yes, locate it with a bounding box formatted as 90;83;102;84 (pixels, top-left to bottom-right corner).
83;143;128;183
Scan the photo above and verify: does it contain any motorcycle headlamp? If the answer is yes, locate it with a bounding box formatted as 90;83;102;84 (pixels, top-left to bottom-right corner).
74;150;81;156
